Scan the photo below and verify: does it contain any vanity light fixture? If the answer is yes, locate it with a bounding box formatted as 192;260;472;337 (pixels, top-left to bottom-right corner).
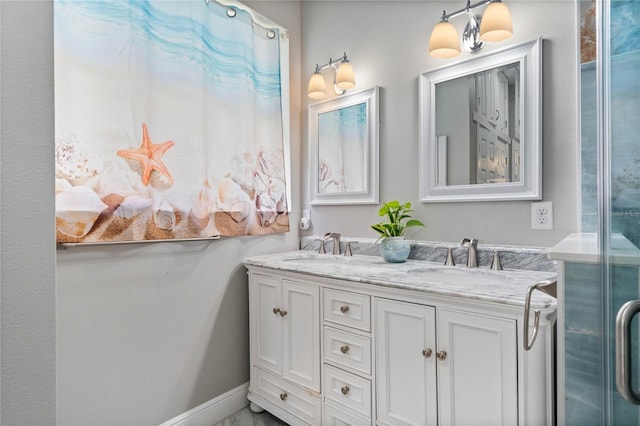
307;52;356;100
428;0;513;59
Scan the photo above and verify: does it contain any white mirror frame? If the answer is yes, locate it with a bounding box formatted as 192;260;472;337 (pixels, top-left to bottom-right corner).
419;38;542;203
309;86;379;205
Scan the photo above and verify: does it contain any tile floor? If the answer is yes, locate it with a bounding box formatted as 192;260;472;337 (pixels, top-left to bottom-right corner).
214;406;288;426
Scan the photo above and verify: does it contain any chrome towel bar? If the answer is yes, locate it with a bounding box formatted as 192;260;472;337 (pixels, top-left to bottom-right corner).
523;279;557;351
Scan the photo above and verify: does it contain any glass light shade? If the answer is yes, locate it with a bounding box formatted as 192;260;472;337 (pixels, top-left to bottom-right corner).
428;21;461;58
335;61;356;90
479;2;513;42
308;72;327;99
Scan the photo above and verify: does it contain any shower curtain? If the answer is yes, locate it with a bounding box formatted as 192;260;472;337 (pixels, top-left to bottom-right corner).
54;0;289;243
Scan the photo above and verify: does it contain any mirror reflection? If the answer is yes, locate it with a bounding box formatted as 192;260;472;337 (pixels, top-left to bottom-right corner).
309;86;379;205
420;38;541;202
435;61;520;186
317;102;367;194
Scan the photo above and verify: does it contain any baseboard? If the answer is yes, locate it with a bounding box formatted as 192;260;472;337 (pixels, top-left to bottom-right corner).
159;382;249;426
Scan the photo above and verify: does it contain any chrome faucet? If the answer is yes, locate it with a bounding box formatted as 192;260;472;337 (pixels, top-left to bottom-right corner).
460;238;479;268
324;232;342;255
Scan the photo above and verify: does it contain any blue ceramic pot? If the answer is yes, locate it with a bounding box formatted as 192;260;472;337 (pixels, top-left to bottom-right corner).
380;237;411;263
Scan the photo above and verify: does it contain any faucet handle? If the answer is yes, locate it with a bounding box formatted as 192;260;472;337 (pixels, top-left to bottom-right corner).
444;248;456;266
315;237;327;254
491;251;503;270
344;242;353;256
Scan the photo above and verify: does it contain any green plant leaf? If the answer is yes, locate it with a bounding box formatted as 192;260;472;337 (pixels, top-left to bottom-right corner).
371;200;425;238
406;219;425;228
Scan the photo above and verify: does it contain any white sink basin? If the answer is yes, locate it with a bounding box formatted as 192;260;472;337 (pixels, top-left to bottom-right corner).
280;253;343;261
406;267;516;285
278;253;394;274
280;253;384;265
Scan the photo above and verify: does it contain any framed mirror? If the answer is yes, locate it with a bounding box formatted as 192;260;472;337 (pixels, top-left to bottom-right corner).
309;86;379;205
419;38;542;202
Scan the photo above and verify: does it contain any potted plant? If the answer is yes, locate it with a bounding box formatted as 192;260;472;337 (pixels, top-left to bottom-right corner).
371;200;425;263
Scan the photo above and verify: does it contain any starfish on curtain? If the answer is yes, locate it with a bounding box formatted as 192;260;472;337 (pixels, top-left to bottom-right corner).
117;123;175;186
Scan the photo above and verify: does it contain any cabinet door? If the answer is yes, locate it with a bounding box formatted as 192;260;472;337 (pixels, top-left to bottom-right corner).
282;280;320;392
376;299;437;426
251;275;283;376
436;309;517;426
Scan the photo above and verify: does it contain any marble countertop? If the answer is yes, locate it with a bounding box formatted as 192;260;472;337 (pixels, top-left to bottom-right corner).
244;251;557;309
549;233;640;265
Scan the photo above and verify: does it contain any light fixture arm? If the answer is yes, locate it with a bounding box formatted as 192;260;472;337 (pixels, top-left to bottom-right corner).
315;52;351;95
315;52;349;72
440;0;498;21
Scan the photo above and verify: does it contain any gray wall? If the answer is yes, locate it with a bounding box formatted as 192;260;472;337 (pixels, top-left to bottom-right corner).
1;1;301;425
1;1;57;424
301;1;578;248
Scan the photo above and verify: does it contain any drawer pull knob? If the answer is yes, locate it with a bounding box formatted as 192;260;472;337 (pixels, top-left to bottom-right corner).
437;350;448;361
280;392;288;401
279;310;288;317
272;307;280;315
340;305;350;314
341;385;350;395
422;348;433;358
340;345;350;354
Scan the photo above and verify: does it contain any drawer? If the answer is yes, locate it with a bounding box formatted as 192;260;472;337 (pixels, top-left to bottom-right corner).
324;364;372;419
323;289;371;332
252;367;321;425
324;327;372;376
323;400;371;426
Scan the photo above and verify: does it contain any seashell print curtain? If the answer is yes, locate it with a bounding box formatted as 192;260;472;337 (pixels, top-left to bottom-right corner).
54;0;289;243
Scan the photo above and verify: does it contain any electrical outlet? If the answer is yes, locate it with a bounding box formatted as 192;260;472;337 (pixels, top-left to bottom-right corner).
531;201;553;230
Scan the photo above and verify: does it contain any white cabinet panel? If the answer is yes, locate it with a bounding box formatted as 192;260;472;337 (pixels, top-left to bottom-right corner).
282;280;321;392
375;298;437;426
436;309;518;426
252;275;282;376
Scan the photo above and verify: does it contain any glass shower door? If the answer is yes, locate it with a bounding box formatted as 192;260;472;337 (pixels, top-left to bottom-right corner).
599;0;640;424
573;0;640;424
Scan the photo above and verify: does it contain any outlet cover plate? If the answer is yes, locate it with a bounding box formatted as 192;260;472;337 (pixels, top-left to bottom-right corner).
531;201;553;230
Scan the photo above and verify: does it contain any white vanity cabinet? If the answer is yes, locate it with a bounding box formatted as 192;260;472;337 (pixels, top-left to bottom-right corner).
248;273;321;425
246;259;555;426
376;299;518;426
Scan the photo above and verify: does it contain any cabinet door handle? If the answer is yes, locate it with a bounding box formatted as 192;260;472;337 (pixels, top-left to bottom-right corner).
340;305;350;314
279;392;288;401
279;310;288;317
436;350;447;361
272;307;280;315
422;348;433;358
340;385;350;395
340;345;350;354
